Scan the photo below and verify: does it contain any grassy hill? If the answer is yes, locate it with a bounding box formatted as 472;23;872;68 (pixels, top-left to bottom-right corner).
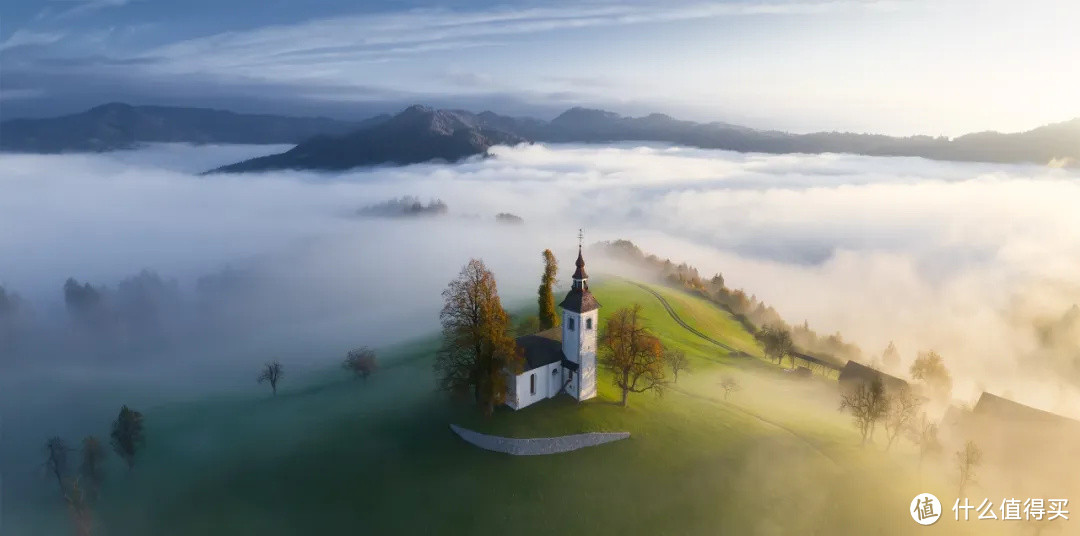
28;278;1002;535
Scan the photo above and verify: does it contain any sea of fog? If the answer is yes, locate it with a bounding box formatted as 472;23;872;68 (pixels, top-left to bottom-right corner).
3;142;1080;499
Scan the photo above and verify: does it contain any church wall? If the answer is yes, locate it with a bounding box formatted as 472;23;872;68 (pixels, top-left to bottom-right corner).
511;362;562;410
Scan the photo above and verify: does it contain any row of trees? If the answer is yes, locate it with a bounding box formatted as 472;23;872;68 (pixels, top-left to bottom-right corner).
596;239;864;362
43;406;144;536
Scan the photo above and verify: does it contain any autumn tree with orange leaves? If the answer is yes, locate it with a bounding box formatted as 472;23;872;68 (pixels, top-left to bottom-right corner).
435;259;524;416
599;304;668;406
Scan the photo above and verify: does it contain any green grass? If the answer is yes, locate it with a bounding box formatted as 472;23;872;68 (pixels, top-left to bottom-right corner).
47;277;1005;535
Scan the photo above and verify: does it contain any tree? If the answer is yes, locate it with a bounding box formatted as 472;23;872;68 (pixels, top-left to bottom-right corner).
598;304;668;406
955;440;982;496
257;360;283;395
342;347;378;380
79;436;107;499
882;386;921;450
910;350;953;404
881;341;900;371
64;478;94;536
110;405;144;470
666;349;689;382
434;259;524;416
719;376;741;400
909;413;942;470
537;249;560;330
44;436;70;494
755;325;793;366
839;377;889;445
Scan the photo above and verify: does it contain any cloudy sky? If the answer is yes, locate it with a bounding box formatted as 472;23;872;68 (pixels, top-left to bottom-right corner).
2;0;1079;135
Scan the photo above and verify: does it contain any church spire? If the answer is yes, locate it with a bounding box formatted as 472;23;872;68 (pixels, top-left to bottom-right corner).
572;229;588;290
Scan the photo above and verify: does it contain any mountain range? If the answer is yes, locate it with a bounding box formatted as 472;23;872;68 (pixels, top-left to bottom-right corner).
3;102;1078;171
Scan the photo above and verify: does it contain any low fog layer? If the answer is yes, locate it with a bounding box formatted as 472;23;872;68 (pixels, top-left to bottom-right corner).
3;142;1080;452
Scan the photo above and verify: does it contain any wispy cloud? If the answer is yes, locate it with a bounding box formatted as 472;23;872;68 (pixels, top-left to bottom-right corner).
0;29;66;52
50;0;138;19
63;1;899;85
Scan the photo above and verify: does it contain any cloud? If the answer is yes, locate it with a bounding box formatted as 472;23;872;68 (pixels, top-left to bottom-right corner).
10;1;901;92
3;141;1080;419
0;29;66;52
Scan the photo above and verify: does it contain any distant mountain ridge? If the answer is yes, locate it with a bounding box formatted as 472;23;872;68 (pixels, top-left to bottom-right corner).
4;102;1079;170
210;105;527;173
0;103;388;153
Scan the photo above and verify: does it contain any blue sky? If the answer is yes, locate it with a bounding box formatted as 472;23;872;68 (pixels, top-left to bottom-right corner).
2;0;1079;135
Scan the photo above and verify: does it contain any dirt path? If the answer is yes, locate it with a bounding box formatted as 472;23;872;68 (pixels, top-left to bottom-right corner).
630;282;738;353
631;282;841;466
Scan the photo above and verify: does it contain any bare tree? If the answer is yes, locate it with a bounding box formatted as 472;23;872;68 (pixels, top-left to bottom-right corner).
839;377;888;445
956;440;982;496
257;360;284;395
79;436;107;500
909;413;943;471
666;349;689;383
883;386;922;450
343;347;378;380
44;436;70;494
719;376;741;400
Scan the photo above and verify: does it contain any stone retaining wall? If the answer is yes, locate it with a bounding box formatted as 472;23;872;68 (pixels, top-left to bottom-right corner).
449;424;629;455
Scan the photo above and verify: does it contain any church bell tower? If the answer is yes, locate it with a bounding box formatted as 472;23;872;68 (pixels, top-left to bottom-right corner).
559;231;600;400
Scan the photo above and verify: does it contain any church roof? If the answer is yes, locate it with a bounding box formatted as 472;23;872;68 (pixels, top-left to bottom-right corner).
572;248;588;280
559;288;600;313
515;327;564;370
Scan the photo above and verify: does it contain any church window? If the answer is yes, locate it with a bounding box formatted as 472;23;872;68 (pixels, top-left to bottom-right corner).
568;318;575;331
586;318;593;330
530;374;536;395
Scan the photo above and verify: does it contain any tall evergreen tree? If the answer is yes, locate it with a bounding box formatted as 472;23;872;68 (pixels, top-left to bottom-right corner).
435;259;524;416
537;249;560;330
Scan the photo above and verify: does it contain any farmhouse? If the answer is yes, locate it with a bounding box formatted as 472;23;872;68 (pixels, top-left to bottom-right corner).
506;246;600;410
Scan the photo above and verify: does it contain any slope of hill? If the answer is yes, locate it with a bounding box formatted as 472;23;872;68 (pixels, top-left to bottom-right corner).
209;105;528;173
8;278;1001;536
0;103;385;153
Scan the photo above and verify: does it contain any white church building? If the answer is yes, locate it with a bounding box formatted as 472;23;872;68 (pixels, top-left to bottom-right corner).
506;245;600;410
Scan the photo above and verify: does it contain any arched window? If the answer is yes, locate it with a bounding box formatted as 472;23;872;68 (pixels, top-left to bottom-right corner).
568;317;575;331
586;318;593;330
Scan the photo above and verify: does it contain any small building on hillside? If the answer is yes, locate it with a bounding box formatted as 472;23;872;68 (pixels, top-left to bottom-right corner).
506;244;600;410
972;392;1080;431
837;360;909;393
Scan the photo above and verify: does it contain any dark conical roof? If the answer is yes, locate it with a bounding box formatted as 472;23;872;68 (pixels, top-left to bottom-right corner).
561;246;599;313
572;247;588;280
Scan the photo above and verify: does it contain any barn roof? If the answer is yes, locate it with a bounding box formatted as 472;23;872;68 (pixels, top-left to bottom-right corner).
973;392;1080;430
515;327;565;371
837;360;909;393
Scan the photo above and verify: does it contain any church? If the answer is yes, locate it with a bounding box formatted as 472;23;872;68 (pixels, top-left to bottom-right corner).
506;245;600;410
